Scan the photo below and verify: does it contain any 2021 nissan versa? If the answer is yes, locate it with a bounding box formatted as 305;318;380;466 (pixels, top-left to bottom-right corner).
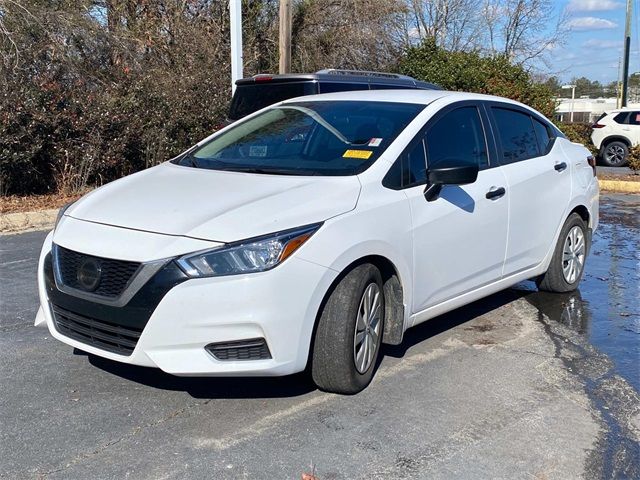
36;90;599;394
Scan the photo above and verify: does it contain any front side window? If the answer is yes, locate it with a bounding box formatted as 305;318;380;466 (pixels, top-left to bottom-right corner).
425;106;488;169
492;108;539;163
175;101;425;176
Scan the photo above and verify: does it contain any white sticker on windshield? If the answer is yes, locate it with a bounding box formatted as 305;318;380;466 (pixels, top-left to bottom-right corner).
250;145;267;157
368;138;383;147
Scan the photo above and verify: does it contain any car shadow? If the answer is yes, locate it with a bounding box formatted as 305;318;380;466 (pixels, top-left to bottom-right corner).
79;286;533;399
80;350;318;399
382;287;528;358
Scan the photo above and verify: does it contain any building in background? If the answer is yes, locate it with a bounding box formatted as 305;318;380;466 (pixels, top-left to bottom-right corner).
555;97;640;124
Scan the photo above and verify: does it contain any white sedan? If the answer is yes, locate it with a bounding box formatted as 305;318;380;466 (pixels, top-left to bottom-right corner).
36;90;599;394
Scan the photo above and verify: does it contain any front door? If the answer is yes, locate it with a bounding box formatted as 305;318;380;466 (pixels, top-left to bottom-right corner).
404;104;509;313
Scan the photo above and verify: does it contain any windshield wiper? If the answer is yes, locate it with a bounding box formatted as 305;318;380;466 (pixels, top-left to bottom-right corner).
222;166;318;176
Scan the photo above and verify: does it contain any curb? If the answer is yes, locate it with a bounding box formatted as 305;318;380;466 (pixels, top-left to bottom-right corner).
598;179;640;193
0;209;57;235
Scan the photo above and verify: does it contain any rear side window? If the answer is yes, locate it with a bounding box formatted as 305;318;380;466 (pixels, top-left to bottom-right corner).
425;107;488;169
629;112;640;125
533;118;552;155
228;82;317;120
318;82;370;93
492;108;539;163
371;83;409;90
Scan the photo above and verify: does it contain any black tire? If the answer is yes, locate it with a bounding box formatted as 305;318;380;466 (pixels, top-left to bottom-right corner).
537;213;588;293
311;264;385;394
600;140;629;167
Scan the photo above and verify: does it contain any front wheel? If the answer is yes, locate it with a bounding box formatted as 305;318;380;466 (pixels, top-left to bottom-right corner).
311;264;384;394
537;213;588;293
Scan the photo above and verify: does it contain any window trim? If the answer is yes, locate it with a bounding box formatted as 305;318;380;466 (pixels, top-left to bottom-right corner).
382;100;496;191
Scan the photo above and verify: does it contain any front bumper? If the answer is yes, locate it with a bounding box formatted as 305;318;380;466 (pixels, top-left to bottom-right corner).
37;230;337;376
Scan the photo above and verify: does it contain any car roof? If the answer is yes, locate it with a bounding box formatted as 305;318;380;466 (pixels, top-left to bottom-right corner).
235;69;441;90
280;89;526;108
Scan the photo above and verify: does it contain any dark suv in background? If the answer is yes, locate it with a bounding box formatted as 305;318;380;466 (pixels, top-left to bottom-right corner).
228;69;441;122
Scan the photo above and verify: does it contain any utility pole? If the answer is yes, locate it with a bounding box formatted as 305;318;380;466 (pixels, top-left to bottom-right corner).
621;0;632;107
230;0;243;95
279;0;292;74
562;84;576;123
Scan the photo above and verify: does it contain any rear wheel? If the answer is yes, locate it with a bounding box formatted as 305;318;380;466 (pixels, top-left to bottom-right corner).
311;264;384;394
537;213;588;293
601;140;629;167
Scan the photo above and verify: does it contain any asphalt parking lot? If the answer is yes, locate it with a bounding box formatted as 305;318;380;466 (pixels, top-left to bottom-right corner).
1;194;638;480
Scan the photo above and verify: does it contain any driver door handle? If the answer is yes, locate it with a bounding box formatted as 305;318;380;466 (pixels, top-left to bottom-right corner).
486;186;506;200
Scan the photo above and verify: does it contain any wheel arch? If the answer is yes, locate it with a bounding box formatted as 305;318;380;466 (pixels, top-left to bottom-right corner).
307;254;407;373
569;204;590;226
601;135;631;149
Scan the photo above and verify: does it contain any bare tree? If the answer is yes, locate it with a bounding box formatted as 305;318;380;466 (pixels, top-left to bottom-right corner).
406;0;484;51
398;0;566;65
290;0;407;72
496;0;565;63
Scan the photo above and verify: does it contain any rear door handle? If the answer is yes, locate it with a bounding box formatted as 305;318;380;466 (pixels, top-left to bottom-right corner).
554;162;567;172
486;186;506;200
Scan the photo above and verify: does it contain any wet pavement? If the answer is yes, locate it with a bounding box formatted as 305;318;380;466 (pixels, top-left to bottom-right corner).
514;193;639;391
1;194;638;479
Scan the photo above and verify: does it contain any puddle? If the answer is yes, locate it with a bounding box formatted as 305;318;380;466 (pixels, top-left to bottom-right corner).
514;194;640;392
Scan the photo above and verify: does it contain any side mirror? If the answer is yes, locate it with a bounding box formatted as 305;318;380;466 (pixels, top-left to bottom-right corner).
424;160;479;201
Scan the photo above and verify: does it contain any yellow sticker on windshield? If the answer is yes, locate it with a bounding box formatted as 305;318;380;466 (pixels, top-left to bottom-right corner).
343;149;373;160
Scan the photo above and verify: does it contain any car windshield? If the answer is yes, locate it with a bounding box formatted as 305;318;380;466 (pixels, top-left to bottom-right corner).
174;101;425;176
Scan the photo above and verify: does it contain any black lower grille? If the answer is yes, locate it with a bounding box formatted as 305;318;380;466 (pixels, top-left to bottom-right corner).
51;304;142;356
206;338;272;361
55;245;141;298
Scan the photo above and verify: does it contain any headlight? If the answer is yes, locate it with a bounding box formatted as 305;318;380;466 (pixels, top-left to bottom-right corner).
55;201;75;230
176;223;322;278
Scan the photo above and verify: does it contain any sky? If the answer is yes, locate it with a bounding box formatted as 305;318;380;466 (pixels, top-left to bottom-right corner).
546;0;639;83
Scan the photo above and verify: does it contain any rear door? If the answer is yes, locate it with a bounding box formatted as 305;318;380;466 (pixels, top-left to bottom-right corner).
487;103;572;276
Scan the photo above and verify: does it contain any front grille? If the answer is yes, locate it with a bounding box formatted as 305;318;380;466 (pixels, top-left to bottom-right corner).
55;246;140;298
206;338;272;361
51;304;142;356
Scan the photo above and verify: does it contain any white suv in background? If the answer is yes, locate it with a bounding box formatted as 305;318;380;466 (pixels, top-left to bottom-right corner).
591;109;640;166
36;90;599;394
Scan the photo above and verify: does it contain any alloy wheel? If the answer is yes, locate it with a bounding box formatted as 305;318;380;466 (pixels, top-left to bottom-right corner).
604;144;626;165
353;283;382;374
562;226;586;284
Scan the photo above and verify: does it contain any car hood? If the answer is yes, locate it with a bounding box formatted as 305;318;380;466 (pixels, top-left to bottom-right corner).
66;162;361;242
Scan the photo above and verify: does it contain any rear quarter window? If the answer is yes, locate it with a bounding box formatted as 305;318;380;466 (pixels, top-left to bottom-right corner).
532;118;553;155
614;112;630;124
